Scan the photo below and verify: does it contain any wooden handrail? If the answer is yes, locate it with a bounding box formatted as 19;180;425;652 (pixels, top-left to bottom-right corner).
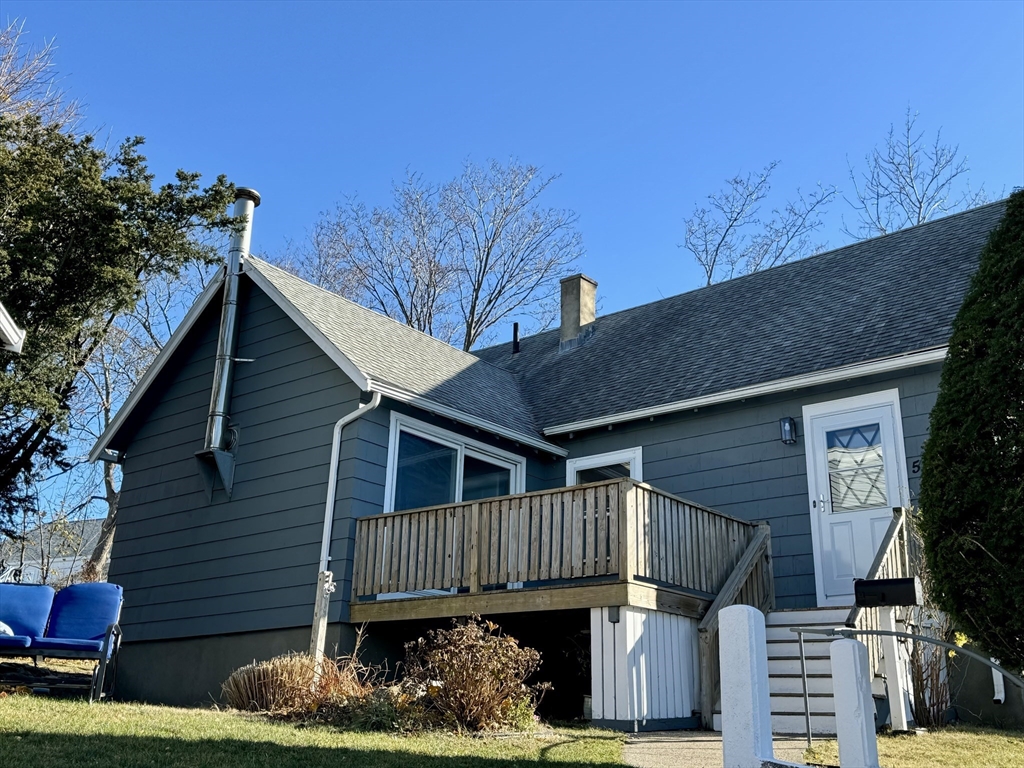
696;523;773;728
351;478;762;602
845;508;906;628
698;524;771;635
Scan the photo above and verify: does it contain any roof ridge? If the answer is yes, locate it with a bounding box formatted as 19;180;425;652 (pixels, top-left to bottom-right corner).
479;198;1008;353
246;256;528;379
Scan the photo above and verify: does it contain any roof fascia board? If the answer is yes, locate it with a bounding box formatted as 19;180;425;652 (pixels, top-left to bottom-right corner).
0;301;26;353
369;380;568;457
543;346;948;436
243;262;370;391
88;272;226;462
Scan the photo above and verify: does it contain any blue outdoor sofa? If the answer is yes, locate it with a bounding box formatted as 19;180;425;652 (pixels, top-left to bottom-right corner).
0;582;123;702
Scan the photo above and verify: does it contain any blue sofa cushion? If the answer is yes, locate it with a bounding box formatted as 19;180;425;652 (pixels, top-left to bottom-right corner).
29;637;104;653
45;583;122;641
0;584;55;638
0;634;33;649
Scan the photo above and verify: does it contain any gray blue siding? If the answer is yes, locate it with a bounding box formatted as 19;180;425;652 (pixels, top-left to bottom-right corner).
556;366;941;608
109;279;361;641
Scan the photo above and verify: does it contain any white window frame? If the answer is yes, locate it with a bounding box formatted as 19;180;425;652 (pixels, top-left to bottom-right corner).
383;413;527;513
565;446;644;486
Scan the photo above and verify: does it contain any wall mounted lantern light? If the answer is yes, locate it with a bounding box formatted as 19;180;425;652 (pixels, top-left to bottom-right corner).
779;417;798;445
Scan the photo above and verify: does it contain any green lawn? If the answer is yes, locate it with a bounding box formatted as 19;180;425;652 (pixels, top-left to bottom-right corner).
805;726;1024;768
0;695;626;768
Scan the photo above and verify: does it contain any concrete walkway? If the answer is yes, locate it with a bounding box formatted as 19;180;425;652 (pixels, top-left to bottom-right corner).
623;732;812;768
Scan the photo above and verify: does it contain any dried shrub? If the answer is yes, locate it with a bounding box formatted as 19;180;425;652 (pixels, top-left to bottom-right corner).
221;629;376;714
402;615;550;731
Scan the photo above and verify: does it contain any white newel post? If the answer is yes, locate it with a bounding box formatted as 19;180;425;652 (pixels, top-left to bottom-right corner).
878;608;910;731
720;605;774;768
830;639;880;768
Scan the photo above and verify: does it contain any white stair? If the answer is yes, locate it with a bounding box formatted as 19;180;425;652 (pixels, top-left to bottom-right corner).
764;607;849;735
712;607;850;736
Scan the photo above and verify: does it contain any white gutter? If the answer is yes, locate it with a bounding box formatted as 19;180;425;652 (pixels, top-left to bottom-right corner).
317;392;382;572
368;380;568;457
543;346;949;436
310;391;381;664
0;301;26;354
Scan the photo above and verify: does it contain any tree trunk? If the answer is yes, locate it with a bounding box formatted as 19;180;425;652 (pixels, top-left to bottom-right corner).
82;461;119;581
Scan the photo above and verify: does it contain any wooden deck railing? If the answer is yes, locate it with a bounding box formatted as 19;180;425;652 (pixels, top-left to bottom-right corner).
845;507;913;678
350;478;762;603
695;523;774;728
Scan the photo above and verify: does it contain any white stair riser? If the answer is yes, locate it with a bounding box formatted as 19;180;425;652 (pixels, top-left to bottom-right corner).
766;610;850;626
767;640;837;657
766;625;843;641
711;713;837;736
770;714;838;735
770;694;835;713
769;676;835;695
769;657;833;676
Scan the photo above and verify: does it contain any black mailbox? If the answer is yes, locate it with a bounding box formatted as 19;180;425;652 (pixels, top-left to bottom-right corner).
854;576;923;608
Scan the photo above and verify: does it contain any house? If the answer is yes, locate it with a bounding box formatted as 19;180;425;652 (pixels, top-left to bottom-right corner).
0;518;104;586
89;191;1006;732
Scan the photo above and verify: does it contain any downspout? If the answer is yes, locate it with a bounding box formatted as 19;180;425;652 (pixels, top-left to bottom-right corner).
195;188;260;500
310;391;382;662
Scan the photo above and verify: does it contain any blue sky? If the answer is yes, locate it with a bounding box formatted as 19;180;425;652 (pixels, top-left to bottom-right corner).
7;0;1024;324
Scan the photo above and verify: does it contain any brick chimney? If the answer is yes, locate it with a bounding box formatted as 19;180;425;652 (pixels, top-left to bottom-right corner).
560;274;597;351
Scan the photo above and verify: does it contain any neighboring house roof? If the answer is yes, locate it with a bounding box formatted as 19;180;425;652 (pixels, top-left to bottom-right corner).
0;518;103;569
477;200;1005;433
0;300;26;353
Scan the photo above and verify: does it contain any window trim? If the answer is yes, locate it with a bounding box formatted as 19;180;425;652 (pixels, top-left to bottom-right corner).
565;446;643;485
383;413;527;513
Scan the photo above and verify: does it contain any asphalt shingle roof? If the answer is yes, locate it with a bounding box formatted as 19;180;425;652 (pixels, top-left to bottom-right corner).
475;201;1006;431
246;258;542;440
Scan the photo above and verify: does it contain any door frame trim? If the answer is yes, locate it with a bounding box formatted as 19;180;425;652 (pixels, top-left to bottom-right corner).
802;388;910;607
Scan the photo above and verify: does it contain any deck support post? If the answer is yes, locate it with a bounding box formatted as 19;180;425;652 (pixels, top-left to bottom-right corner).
469;502;481;593
309;570;335;671
617;480;636;582
879;607;910;731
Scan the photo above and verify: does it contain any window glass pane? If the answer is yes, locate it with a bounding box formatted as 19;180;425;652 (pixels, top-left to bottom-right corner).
826;424;887;512
462;455;511;501
576;462;631;484
394;431;457;511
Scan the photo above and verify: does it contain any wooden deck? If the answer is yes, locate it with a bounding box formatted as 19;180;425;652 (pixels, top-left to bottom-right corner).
349;478;769;623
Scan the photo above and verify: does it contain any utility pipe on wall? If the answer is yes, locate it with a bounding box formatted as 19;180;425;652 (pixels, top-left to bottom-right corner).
196;188;260;499
310;391;382;663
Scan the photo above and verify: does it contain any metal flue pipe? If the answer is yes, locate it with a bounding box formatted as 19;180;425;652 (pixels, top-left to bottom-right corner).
204;188;260;453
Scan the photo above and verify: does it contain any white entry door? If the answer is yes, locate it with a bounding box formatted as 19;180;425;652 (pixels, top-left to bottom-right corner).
803;390;909;606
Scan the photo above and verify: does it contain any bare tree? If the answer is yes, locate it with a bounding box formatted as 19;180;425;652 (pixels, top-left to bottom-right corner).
0;19;80;127
682;162;837;285
285;160;583;351
444;161;582;350
845;109;988;238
